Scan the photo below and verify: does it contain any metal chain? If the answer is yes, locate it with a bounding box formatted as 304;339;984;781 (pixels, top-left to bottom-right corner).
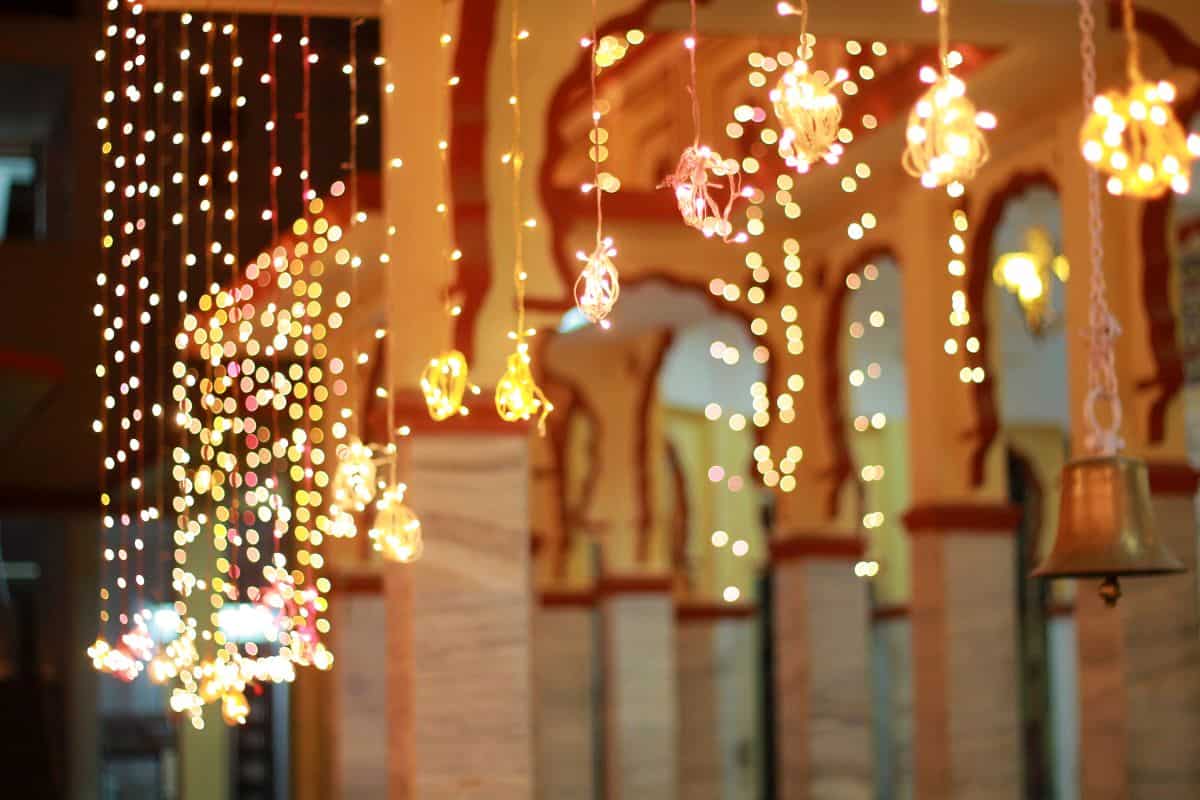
1079;0;1124;455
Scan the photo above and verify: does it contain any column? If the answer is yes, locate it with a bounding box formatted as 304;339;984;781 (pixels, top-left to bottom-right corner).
903;504;1022;800
870;607;913;800
1121;465;1200;794
533;592;598;800
676;604;759;800
330;578;389;799
770;536;873;800
601;576;677;800
389;428;533;799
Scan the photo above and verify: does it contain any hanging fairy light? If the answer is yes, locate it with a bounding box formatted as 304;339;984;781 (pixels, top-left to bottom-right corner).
661;0;751;241
1079;0;1199;197
495;2;553;434
421;9;479;420
574;0;622;326
369;483;424;563
902;0;996;189
771;1;847;172
332;437;377;513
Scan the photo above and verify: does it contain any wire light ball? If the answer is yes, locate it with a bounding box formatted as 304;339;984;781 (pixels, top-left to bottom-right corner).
370;483;424;564
495;342;554;435
1081;80;1200;198
771;63;848;172
574;239;621;327
903;74;996;188
221;688;251;726
661;145;751;242
420;349;474;420
332;437;377;513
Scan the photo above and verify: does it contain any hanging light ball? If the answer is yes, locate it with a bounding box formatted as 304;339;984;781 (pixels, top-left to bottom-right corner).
1080;80;1200;198
221;689;251;726
574;239;621;327
329;508;357;539
495;342;554;434
420;349;474;421
903;74;995;188
332;437;377;512
771;63;847;172
660;145;750;242
369;483;424;564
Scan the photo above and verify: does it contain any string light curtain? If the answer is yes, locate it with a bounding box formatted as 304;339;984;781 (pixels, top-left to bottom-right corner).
494;0;554;434
573;0;621;328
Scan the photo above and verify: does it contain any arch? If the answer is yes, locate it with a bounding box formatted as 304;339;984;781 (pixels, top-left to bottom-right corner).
966;169;1059;486
824;245;898;519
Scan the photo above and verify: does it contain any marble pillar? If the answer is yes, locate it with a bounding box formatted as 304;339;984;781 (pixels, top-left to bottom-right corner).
1122;467;1200;795
770;537;873;800
904;505;1021;800
388;432;533;800
676;607;759;800
601;579;677;800
1046;608;1080;800
870;610;913;800
534;596;598;800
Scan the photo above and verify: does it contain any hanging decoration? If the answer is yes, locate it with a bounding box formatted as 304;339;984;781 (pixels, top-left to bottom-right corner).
421;8;479;420
993;227;1070;336
574;0;622;326
1033;0;1184;605
1080;0;1199;197
902;0;996;189
369;483;424;563
771;1;847;173
332;436;378;513
495;1;553;434
660;0;751;242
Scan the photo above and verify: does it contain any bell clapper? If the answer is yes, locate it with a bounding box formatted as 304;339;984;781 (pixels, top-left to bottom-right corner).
1099;576;1122;607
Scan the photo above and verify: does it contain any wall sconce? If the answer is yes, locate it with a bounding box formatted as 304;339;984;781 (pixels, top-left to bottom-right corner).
992;227;1069;337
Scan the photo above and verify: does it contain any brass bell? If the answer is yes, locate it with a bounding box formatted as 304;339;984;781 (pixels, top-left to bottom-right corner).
1033;454;1185;606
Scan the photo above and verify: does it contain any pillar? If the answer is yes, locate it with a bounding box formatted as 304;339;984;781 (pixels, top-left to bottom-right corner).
770;536;872;800
601;576;677;800
903;505;1022;800
676;604;759;800
330;580;389;799
389;428;534;799
870;607;913;800
1120;465;1200;794
533;593;598;800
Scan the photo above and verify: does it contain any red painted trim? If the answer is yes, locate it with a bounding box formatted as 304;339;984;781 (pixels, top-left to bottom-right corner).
902;502;1022;534
598;574;673;596
676;602;758;621
872;604;910;621
966;171;1058;486
769;535;866;562
824;246;898;519
329;572;384;595
1146;460;1200;496
539;589;598;608
635;331;674;563
448;0;500;360
1179;215;1200;246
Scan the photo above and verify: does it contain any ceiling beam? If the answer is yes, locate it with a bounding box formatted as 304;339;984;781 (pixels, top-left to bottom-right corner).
139;0;380;18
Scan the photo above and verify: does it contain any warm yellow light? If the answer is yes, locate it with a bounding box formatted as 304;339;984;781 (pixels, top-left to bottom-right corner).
1080;80;1198;198
992;227;1068;335
332;437;377;514
771;61;847;172
420;349;475;420
574;239;621;327
495;342;553;435
903;75;993;188
369;484;423;563
662;145;750;242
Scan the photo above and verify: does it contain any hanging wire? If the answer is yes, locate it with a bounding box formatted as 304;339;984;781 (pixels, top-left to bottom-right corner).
589;0;602;249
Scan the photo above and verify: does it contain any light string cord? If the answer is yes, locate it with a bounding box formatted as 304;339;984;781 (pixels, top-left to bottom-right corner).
348;17;363;437
267;8;281;562
798;0;809;60
154;11;168;605
687;0;700;145
301;17;312;204
382;46;397;488
300;15;316;589
1120;0;1142;84
228;13;242;600
589;0;602;249
438;2;459;319
96;0;115;635
512;0;529;335
117;0;132;627
175;11;192;621
133;0;149;616
938;0;949;77
1079;0;1123;455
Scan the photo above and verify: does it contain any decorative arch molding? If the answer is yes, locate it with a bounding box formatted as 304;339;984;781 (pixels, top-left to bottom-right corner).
665;438;693;590
1109;2;1200;444
965;169;1059;487
824;244;898;520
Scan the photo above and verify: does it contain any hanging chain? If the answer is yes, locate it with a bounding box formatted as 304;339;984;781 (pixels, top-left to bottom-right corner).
1079;0;1124;456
